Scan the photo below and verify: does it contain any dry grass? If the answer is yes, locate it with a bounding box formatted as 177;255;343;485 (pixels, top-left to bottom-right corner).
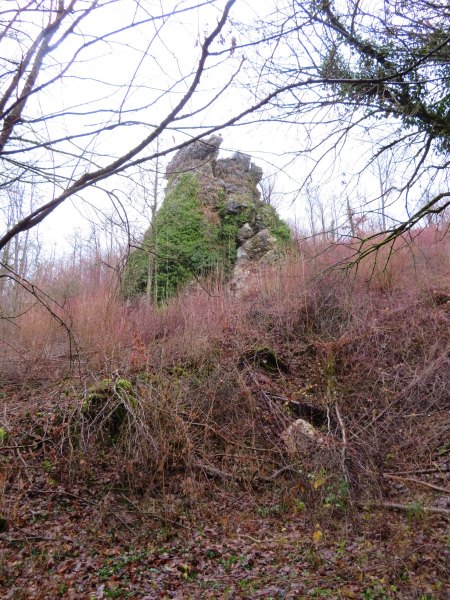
1;225;449;509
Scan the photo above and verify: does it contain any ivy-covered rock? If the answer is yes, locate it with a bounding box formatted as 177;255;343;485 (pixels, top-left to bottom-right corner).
146;173;225;301
124;137;292;300
124;173;226;300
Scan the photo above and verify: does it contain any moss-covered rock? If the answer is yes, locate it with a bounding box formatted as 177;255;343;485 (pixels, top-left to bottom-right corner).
124;173;226;300
255;204;292;243
82;377;137;443
124;137;292;300
0;427;8;444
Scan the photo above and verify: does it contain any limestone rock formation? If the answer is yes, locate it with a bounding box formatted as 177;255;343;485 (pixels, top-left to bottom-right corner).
166;134;223;176
124;136;291;300
166;135;224;206
281;419;322;457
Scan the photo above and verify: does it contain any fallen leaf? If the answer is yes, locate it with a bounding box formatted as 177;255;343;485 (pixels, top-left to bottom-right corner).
312;528;323;545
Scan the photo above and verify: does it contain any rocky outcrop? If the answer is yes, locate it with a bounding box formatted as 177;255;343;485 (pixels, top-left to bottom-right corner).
166;135;223;206
166;135;223;176
167;136;290;292
124;136;291;300
232;227;279;293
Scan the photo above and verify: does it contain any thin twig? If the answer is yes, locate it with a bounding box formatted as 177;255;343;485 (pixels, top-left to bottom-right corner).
238;533;263;543
260;464;298;482
359;501;450;516
385;467;448;476
0;534;60;543
193;460;236;481
22;487;99;505
383;473;450;494
367;354;448;428
334;400;347;467
193;460;298;484
119;492;193;531
1;439;51;450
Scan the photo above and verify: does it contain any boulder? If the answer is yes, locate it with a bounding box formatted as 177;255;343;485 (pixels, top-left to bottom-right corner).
281;418;322;457
240;228;278;261
125;136;291;299
237;223;254;243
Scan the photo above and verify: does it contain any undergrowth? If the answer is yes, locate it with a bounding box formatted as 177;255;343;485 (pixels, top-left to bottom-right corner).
0;226;449;513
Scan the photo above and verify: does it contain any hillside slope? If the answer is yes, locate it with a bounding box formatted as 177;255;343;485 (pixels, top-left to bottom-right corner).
1;232;449;598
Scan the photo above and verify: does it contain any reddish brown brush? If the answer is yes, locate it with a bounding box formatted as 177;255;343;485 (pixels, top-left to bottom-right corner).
0;225;448;503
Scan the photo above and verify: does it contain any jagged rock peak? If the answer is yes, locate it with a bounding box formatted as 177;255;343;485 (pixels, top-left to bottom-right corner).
166;135;223;177
123;136;291;301
215;152;263;185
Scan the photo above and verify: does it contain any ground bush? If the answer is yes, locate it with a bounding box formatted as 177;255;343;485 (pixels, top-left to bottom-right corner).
0;225;448;503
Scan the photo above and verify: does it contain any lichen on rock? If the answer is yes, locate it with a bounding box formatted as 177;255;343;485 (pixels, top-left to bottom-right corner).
124;136;291;300
281;418;322;457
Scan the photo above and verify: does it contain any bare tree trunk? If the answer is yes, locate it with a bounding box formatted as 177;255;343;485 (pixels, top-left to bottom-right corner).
346;197;356;238
146;139;161;302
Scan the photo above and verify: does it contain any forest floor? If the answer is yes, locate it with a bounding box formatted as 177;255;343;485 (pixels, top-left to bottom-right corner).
1;383;448;600
1;236;449;598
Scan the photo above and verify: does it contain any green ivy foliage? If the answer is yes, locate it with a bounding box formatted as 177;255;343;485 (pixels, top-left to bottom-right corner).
124;173;224;301
318;6;450;152
218;198;291;262
217;196;255;263
124;173;292;302
122;242;150;298
256;203;292;244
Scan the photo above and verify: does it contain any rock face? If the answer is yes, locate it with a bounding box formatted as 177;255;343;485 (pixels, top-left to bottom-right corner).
169;136;290;290
124;136;291;300
166;135;224;206
281;419;322;457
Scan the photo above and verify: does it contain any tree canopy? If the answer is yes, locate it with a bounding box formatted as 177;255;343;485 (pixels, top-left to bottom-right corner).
233;0;449;236
0;0;449;266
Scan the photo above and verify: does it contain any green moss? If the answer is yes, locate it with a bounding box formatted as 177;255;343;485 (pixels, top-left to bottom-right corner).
122;246;150;298
217;199;256;263
116;378;133;392
219;200;291;255
243;346;290;374
255;203;292;244
0;427;8;444
123;174;292;300
82;377;137;430
125;173;227;302
271;221;292;243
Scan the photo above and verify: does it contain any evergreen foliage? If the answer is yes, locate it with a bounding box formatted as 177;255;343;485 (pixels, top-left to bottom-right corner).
124;174;223;301
256;204;292;244
124;173;292;301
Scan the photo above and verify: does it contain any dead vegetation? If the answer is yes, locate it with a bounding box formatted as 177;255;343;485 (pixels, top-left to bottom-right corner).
0;228;449;597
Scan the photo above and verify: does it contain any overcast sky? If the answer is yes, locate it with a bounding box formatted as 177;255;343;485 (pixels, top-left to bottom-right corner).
3;0;441;257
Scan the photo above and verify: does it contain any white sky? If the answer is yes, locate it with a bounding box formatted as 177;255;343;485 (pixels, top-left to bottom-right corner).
2;0;444;257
